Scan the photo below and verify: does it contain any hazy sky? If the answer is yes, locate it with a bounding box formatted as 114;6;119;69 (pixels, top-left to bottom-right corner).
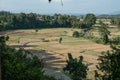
0;0;120;14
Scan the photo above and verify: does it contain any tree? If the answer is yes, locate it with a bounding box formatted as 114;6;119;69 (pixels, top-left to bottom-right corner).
63;53;88;80
84;14;96;28
96;49;120;80
0;36;56;80
98;22;110;44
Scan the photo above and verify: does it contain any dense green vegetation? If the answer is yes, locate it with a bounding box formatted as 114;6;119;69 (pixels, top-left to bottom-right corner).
84;14;96;28
0;11;74;30
63;53;88;80
0;36;56;80
72;31;80;38
96;46;120;80
0;11;97;31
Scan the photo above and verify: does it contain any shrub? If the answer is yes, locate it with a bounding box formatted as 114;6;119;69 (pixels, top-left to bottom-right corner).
93;37;103;44
72;31;79;38
79;32;84;37
63;53;88;80
35;29;38;32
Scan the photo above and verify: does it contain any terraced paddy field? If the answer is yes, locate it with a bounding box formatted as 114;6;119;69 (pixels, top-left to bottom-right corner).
1;28;119;80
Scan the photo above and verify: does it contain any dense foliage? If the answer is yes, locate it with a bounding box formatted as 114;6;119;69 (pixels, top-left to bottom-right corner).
72;31;80;38
95;37;120;80
84;14;96;28
0;11;74;30
63;53;88;80
96;48;120;80
98;25;110;44
0;36;56;80
0;11;97;31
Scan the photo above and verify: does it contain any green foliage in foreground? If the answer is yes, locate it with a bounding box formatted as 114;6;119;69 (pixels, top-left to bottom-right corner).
96;46;120;80
63;53;88;80
0;36;56;80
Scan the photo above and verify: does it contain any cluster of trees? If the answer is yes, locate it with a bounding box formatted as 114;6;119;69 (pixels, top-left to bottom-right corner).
0;11;72;30
0;11;41;30
0;36;56;80
96;22;110;44
72;14;96;29
72;21;111;45
96;47;120;80
0;11;97;31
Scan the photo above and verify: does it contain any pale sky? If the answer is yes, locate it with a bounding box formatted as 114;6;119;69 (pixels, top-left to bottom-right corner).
0;0;120;14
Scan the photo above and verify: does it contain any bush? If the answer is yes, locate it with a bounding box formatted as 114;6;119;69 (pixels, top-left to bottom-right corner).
72;31;79;38
79;32;84;37
35;29;39;32
96;49;120;80
93;37;103;44
63;53;88;80
93;37;109;45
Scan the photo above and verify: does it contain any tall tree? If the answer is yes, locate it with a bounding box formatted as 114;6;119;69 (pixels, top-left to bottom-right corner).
84;14;96;28
98;22;110;44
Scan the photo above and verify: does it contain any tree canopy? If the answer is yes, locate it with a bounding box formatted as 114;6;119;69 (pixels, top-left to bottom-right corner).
0;36;56;80
84;14;96;28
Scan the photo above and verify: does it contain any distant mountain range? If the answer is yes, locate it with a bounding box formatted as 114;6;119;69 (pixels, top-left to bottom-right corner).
109;11;120;15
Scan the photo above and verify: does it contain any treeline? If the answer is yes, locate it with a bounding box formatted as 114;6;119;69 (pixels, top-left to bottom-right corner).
0;11;76;30
0;11;96;30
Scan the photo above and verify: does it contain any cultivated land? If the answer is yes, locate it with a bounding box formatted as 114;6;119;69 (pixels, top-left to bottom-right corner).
0;28;119;80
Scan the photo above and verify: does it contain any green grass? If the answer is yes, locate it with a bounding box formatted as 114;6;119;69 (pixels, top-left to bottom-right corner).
61;36;95;45
8;36;20;44
81;50;101;56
